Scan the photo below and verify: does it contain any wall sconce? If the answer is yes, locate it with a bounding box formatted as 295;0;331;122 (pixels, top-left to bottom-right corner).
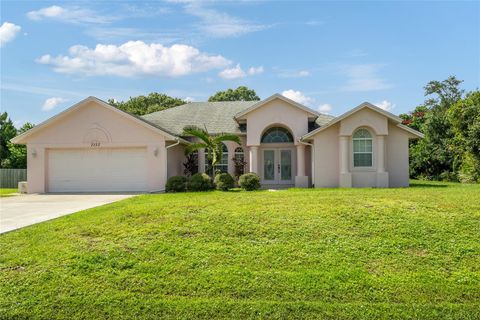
31;148;37;158
153;147;159;157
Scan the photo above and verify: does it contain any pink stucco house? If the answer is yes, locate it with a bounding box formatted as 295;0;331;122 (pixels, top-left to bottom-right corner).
12;94;423;193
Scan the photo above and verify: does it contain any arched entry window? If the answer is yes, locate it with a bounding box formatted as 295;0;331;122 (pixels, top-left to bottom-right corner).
353;128;373;167
261;127;293;143
205;143;228;174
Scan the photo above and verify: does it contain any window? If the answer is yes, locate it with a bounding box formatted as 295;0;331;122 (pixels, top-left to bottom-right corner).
233;147;245;176
353;128;373;167
261;127;293;143
205;143;229;174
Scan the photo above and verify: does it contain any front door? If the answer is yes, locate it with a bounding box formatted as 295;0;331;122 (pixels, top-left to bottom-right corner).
262;149;294;185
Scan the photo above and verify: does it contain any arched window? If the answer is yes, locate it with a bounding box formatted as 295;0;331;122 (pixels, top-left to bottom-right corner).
353;128;373;167
205;143;229;174
261;127;293;143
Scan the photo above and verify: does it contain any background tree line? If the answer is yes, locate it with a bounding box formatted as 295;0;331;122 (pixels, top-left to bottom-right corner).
0;113;34;169
1;82;478;183
400;76;480;182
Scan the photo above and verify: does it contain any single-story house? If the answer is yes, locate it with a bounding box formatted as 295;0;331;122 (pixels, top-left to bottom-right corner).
12;94;423;193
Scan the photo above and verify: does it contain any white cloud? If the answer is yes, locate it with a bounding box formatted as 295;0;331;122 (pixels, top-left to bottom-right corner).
374;100;395;111
340;64;391;92
0;22;21;47
281;90;313;106
218;64;246;79
184;96;195;102
305;20;324;26
27;5;114;24
36;41;231;77
247;66;264;75
219;64;263;80
278;69;310;78
318;103;332;113
184;3;269;38
42;97;67;111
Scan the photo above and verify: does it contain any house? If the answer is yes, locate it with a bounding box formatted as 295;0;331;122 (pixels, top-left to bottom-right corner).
12;94;423;193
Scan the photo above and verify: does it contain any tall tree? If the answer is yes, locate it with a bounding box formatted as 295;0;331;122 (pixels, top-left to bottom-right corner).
208;86;260;102
108;92;185;116
447;91;480;182
183;125;240;175
405;76;466;180
1;123;34;169
0;112;17;167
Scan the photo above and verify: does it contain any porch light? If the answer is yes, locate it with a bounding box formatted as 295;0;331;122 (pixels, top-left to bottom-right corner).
153;147;159;157
31;148;37;158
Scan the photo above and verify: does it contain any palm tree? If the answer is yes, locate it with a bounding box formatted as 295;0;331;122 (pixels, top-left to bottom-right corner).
183;125;240;176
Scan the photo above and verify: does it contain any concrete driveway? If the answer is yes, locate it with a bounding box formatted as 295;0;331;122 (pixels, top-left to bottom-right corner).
0;194;135;234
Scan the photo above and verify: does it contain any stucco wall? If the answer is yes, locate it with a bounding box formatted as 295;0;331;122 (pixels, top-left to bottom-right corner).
240;98;311;146
313;123;340;187
340;108;388;136
386;123;410;187
312;109;413;188
24;100;169;193
167;143;185;178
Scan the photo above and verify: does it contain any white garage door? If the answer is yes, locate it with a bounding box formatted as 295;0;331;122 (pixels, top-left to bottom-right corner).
47;148;148;192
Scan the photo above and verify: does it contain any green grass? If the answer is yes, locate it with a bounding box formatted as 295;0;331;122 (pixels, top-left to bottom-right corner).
1;181;479;319
0;188;17;197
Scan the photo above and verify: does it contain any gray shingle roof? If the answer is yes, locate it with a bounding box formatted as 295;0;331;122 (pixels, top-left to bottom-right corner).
141;101;335;136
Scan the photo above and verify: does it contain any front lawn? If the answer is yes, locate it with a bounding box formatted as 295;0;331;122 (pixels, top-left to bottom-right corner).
1;181;479;319
0;188;17;197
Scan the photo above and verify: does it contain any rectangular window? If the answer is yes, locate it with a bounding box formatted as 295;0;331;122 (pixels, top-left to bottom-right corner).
353;140;373;167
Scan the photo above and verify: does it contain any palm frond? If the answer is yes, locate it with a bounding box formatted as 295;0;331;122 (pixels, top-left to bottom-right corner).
213;133;241;145
185;142;207;155
183;125;210;144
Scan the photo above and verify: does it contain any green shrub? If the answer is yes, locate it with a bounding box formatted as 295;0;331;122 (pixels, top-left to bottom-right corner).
214;173;235;191
188;173;214;191
238;173;261;191
165;176;188;192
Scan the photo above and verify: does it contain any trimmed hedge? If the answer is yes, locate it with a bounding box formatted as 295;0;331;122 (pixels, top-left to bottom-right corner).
165;176;188;192
238;173;261;191
188;173;214;191
214;173;235;191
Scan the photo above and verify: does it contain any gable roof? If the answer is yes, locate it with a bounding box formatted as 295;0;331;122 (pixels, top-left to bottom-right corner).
301;102;424;140
235;93;320;119
142;101;257;135
12;96;189;144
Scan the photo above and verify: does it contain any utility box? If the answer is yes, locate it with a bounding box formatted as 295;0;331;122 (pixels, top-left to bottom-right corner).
18;181;28;194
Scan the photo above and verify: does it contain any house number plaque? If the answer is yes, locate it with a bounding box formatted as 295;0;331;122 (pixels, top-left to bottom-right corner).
90;140;101;147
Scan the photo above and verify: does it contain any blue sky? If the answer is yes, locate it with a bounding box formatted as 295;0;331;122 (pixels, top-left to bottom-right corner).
1;0;479;127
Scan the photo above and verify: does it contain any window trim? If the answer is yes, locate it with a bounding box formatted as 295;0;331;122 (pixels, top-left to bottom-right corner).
352;128;374;168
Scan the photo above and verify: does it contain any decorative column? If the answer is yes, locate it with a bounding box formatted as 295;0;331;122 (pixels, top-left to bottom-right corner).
376;135;389;187
198;149;205;173
295;144;309;188
339;136;352;187
249;146;259;174
296;144;305;176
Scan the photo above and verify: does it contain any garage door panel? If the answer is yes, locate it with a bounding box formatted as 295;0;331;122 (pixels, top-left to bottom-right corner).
47;148;148;192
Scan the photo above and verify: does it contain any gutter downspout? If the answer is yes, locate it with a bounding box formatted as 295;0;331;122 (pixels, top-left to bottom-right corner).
299;139;315;188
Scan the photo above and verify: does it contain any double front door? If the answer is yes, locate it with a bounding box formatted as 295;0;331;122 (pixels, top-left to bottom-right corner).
262;148;294;184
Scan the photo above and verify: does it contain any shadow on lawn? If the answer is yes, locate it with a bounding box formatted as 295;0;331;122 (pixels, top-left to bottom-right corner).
410;182;449;188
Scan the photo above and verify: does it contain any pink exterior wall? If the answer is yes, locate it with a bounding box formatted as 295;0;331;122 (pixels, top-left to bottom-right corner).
313;123;340;187
24;100;170;193
386;123;411;187
313;109;413;188
167;143;185;178
239;98;311;146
